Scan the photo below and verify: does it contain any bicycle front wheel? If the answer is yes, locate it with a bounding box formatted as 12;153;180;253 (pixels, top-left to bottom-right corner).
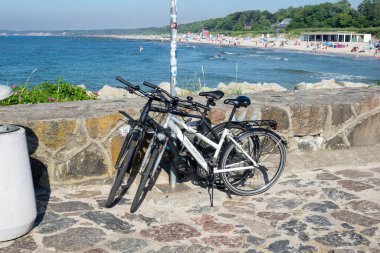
130;139;166;213
106;130;143;208
219;128;286;196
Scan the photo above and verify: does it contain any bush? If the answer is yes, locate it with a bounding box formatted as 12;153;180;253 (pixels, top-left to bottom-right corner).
0;78;97;106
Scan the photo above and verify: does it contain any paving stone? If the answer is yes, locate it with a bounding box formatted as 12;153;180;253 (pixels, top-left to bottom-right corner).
42;227;106;251
35;212;77;234
257;212;290;221
97;198;129;208
8;235;37;251
222;201;256;214
218;213;236;219
346;200;380;214
315;231;370;246
279;179;316;188
335;169;374;179
193;214;234;233
244;250;264;253
246;235;265;245
279;219;308;235
49;201;94;212
341;223;355;229
140;223;201;242
81;211;134;233
235;218;276;237
276;189;318;197
83;249;110;253
147;244;214;253
202;235;244;248
106;238;148;253
186;205;220;214
337;180;375;192
298;233;310;242
305;215;332;227
235;229;250;234
302;201;339;213
332;210;380;227
267;240;294;252
0;246;28;253
316;172;341;180
266;198;303;210
322;188;359;201
123;213;158;226
297;245;318;253
360;227;378;237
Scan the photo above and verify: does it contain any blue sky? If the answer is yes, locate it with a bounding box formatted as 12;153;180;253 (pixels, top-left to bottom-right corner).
0;0;362;30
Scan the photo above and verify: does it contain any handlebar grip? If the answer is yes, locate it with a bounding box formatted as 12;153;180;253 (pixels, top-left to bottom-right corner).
142;81;158;90
116;76;139;90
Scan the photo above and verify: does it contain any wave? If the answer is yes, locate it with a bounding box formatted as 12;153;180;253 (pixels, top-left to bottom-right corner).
275;69;313;75
313;72;369;81
224;51;238;55
268;56;288;61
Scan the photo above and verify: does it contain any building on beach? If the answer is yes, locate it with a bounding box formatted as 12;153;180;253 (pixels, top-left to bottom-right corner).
300;32;372;43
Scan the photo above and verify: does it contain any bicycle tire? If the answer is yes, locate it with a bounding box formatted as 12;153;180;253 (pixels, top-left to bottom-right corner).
130;142;161;213
219;128;286;196
106;131;142;208
115;130;134;169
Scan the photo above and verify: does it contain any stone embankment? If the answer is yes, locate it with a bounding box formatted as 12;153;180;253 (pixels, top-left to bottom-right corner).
1;87;379;186
94;79;372;100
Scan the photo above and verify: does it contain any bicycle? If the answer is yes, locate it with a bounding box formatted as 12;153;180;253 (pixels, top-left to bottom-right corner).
129;81;286;213
107;77;237;207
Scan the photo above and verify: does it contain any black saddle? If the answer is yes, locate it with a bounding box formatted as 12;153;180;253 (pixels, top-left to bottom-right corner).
224;96;251;108
199;90;224;100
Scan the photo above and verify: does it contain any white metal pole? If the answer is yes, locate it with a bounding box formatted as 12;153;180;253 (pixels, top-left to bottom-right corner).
169;0;178;188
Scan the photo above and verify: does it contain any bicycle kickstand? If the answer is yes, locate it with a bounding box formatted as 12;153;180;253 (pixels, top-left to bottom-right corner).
207;173;215;207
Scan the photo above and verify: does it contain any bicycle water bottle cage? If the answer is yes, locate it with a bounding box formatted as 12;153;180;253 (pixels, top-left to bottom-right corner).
199;90;224;101
224;96;251;108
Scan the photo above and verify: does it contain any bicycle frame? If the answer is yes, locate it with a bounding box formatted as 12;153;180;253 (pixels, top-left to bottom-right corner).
163;113;259;174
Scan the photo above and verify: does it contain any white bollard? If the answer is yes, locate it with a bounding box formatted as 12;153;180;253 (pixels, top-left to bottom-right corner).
0;126;37;241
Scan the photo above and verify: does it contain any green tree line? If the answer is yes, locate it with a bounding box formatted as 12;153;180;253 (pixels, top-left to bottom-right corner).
177;0;380;35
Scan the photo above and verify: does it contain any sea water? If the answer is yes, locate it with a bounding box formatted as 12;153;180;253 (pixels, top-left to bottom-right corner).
0;36;379;91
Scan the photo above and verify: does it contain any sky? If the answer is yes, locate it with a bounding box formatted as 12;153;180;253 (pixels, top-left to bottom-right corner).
0;0;363;31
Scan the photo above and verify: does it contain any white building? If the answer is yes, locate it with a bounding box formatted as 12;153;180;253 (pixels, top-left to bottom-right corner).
301;32;372;43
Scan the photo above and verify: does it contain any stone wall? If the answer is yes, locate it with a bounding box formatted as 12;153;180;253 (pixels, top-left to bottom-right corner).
1;87;379;186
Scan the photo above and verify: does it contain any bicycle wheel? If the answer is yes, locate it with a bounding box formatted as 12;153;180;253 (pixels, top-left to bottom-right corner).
106;130;143;208
130;139;166;213
219;128;286;196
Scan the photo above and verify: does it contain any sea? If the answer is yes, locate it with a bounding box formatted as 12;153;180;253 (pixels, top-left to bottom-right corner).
0;36;379;91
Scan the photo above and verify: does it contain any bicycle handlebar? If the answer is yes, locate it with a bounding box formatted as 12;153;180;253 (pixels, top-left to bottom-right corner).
116;76;139;90
116;76;210;113
143;81;209;112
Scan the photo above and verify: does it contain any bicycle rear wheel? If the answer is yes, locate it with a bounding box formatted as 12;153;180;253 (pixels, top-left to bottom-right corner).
130;139;166;213
219;128;286;196
106;130;143;208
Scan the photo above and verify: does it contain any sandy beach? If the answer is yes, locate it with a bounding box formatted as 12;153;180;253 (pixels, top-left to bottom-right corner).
181;36;380;59
88;34;380;59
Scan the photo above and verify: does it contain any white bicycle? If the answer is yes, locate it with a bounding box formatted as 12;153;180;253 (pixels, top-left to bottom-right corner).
129;82;286;213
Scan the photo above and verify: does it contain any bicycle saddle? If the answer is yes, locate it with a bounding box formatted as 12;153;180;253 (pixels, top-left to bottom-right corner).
199;90;224;100
224;96;251;108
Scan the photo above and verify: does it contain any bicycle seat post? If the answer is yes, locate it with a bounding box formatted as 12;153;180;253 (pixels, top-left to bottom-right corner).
226;105;238;128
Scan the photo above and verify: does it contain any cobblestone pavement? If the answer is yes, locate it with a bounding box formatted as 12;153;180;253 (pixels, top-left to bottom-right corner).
1;163;380;253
